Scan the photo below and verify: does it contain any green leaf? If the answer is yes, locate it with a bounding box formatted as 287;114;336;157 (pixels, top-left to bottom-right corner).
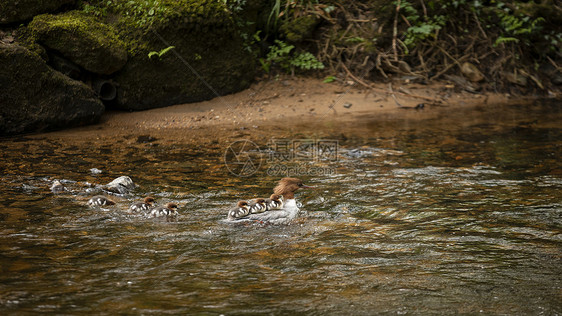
494;36;519;47
158;46;175;57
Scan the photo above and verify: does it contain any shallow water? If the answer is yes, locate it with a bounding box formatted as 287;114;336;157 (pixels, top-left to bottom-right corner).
1;101;561;314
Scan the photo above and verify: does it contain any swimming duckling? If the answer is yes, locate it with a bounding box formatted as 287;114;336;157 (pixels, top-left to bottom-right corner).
227;201;250;220
87;195;115;207
129;196;156;212
249;198;267;214
264;194;284;210
150;202;178;218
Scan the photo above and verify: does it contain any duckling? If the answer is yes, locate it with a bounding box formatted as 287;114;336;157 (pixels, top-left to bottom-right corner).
87;195;115;207
227;201;250;220
150;202;179;218
264;194;284;210
249;198;267;214
129;196;156;212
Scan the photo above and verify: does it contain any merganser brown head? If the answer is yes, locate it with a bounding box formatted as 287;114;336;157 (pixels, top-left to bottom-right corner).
255;198;266;204
269;194;282;201
144;196;156;205
237;201;249;208
273;177;313;199
166;202;178;211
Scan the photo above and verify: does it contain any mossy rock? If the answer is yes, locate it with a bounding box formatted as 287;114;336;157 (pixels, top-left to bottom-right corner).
0;0;75;24
0;43;104;136
105;0;255;110
28;11;127;75
280;15;320;42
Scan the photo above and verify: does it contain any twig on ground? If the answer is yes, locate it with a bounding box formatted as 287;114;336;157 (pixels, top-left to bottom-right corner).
388;83;404;107
341;62;371;89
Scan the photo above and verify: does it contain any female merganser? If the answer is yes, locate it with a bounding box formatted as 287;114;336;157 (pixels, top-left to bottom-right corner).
249;198;267;214
87;195;115;206
227;201;250;220
150;202;179;218
227;178;313;224
129;196;156;212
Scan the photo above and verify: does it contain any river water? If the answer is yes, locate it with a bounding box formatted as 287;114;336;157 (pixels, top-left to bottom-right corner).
0;100;560;314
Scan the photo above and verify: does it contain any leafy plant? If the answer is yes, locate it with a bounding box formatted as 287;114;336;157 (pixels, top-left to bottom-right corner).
148;46;175;60
493;6;545;47
397;0;445;49
260;40;324;74
290;51;324;70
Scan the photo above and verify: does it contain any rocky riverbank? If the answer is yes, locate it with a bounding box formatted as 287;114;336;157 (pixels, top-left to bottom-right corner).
0;0;256;135
1;1;559;136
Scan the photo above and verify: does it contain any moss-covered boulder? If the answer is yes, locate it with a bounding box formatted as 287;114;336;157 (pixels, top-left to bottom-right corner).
28;11;127;75
0;43;104;135
0;0;75;24
106;0;255;110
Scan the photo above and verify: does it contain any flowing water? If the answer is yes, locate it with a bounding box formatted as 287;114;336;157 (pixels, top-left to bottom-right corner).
0;101;561;314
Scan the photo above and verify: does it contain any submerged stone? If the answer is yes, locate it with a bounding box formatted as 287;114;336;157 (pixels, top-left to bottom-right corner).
0;43;104;135
28;11;128;75
104;176;137;194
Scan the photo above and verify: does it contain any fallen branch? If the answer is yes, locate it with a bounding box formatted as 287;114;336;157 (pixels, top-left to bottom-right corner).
341;62;372;89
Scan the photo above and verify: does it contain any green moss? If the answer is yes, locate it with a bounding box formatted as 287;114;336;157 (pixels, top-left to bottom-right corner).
30;11;123;50
280;15;319;42
82;0;235;56
94;0;254;109
27;10;127;74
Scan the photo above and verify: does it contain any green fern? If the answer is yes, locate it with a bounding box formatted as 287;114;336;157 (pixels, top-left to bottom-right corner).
494;36;519;47
148;46;175;60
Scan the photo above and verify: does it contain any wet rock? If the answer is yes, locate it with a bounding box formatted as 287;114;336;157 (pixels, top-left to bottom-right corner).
85;187;103;195
461;62;485;82
104;176;137;194
0;0;75;25
137;135;157;143
27;11;127;75
50;180;66;193
0;43;104;135
21;184;38;192
90;168;103;175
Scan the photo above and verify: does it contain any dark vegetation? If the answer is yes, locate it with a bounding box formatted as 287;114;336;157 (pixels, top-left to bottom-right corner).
252;0;561;93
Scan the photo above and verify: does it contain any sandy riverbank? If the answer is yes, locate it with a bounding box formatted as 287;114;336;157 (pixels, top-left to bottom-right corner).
30;76;543;145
